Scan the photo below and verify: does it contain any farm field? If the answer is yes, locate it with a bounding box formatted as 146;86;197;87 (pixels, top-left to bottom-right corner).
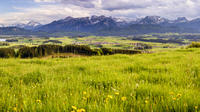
0;48;200;112
0;34;188;50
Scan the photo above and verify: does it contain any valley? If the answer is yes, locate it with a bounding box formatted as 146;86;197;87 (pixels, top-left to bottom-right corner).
1;0;200;111
0;47;200;112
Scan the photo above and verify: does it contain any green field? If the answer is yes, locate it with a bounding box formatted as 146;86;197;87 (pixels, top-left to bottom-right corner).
0;48;200;112
0;35;183;50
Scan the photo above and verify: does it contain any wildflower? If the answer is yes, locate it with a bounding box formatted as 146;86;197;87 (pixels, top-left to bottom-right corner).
169;92;174;95
136;83;139;88
172;97;176;101
72;106;77;110
177;93;182;98
115;92;119;95
71;111;76;112
195;106;198;109
107;95;113;99
83;91;87;95
13;107;17;111
36;100;41;103
77;108;86;112
105;98;109;103
145;100;148;104
121;97;127;101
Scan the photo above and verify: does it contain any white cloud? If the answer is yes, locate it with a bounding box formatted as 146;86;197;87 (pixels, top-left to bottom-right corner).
1;0;200;25
34;0;58;2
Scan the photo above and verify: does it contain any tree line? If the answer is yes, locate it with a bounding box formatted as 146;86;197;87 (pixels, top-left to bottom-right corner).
0;45;141;58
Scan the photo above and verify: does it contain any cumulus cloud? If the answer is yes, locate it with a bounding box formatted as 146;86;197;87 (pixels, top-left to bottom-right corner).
31;0;200;19
0;4;92;25
34;0;58;2
34;0;99;8
1;0;200;24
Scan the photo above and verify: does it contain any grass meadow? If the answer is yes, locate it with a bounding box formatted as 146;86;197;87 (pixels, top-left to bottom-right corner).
0;48;200;112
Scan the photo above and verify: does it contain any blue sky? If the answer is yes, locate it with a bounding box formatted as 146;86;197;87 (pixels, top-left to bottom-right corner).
0;0;37;13
0;0;200;25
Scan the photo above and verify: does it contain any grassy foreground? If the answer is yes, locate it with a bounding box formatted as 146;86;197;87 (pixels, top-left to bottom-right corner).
0;48;200;112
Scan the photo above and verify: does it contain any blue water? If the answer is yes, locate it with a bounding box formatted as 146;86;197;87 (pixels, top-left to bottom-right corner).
0;39;6;42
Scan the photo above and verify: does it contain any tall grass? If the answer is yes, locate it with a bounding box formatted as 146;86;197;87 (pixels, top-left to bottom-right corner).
0;48;200;112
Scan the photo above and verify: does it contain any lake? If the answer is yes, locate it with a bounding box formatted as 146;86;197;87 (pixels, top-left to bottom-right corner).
0;39;6;42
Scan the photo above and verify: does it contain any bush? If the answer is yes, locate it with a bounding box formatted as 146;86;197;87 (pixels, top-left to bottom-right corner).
0;48;15;58
101;48;114;55
0;42;9;46
187;42;200;48
134;43;152;50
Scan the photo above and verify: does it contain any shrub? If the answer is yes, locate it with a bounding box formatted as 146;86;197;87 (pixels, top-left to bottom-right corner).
187;42;200;48
0;48;15;58
0;42;9;46
101;48;114;55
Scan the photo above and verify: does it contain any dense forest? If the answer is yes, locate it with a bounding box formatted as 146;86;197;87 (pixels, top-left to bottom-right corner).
0;45;141;58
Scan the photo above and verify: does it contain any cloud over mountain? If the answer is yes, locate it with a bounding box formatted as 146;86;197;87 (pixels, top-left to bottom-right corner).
1;0;200;25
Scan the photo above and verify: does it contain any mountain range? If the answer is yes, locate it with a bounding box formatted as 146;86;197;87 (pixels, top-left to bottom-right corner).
1;15;200;36
11;21;42;30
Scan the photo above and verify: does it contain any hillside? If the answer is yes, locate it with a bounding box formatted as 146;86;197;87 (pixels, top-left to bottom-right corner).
0;48;200;111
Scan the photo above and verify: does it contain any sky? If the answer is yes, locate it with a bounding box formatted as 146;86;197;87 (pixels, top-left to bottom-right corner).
0;0;200;25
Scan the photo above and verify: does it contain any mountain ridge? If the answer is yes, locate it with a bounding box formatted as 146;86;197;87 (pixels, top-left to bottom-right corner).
1;15;200;36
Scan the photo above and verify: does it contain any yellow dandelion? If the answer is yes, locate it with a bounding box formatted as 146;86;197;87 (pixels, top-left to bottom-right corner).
105;98;109;103
83;91;87;95
172;97;176;101
115;92;119;95
177;94;182;98
145;100;148;104
107;95;113;99
13;107;17;111
36;100;41;103
77;108;86;112
121;97;127;101
72;106;77;110
71;111;76;112
195;106;198;109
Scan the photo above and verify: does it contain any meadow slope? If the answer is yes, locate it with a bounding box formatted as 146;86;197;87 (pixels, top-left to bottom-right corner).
0;48;200;112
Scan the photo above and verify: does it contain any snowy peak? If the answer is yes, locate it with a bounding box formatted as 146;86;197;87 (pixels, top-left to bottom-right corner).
27;21;41;27
0;24;5;27
174;17;188;23
12;21;42;30
138;16;169;24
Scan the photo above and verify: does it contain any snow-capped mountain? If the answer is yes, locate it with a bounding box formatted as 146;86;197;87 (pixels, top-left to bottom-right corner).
0;24;5;27
137;16;169;24
12;21;42;30
36;15;119;32
2;15;200;36
173;17;188;23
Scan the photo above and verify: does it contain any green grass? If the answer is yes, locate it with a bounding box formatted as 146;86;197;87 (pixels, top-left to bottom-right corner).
0;36;181;50
0;48;200;112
